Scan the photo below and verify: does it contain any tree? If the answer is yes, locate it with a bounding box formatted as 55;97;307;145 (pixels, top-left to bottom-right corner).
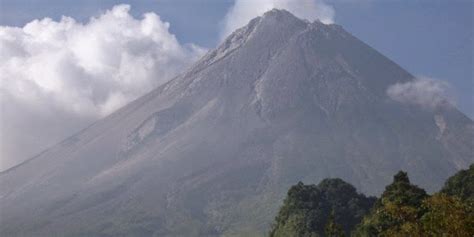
325;210;345;237
440;164;474;203
420;193;473;236
269;179;374;237
272;167;474;237
352;171;428;236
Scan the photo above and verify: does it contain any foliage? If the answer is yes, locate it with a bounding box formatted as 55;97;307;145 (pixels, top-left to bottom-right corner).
270;166;474;237
269;179;375;237
325;211;345;237
440;164;474;203
352;171;427;237
420;193;474;236
353;170;474;237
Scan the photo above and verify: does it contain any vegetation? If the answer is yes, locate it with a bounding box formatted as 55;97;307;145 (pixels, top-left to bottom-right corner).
269;179;375;237
271;165;474;237
440;164;474;203
352;171;428;236
324;211;345;237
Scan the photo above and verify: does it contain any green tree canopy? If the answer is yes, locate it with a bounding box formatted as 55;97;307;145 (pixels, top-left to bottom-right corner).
325;210;345;237
352;171;428;236
440;164;474;202
269;179;375;237
271;166;474;237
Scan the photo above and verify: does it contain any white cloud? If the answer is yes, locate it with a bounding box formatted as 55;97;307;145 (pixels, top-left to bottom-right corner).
0;4;206;170
387;76;455;109
221;0;335;38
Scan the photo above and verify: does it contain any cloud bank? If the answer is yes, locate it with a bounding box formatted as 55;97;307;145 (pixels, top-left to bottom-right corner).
221;0;335;38
387;76;455;109
0;4;205;170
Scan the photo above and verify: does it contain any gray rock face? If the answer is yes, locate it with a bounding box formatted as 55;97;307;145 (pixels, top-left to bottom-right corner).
1;9;473;236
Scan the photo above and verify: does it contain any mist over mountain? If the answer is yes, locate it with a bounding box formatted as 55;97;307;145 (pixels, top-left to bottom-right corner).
1;9;472;236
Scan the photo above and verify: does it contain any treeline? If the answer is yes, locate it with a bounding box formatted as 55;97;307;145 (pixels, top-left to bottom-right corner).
269;164;473;237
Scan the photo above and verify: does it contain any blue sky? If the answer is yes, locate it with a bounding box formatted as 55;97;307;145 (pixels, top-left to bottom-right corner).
0;0;472;170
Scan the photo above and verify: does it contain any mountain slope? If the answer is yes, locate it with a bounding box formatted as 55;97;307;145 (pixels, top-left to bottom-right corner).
1;9;473;236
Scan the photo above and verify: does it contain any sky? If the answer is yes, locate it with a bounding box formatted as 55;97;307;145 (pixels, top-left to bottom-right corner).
0;0;472;171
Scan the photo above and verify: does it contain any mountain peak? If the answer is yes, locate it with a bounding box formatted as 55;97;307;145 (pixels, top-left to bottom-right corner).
211;9;337;60
260;8;308;27
262;8;295;18
262;8;337;28
194;9;309;71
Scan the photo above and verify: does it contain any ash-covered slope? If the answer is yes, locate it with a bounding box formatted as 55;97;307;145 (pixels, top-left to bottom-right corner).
1;9;473;236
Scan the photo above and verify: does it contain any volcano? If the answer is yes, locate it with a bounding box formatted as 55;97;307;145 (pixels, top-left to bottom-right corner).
1;9;472;236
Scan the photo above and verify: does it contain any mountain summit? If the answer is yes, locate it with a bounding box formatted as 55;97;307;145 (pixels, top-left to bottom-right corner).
1;9;473;236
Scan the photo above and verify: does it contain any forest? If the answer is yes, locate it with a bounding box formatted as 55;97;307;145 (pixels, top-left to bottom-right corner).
270;164;474;237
